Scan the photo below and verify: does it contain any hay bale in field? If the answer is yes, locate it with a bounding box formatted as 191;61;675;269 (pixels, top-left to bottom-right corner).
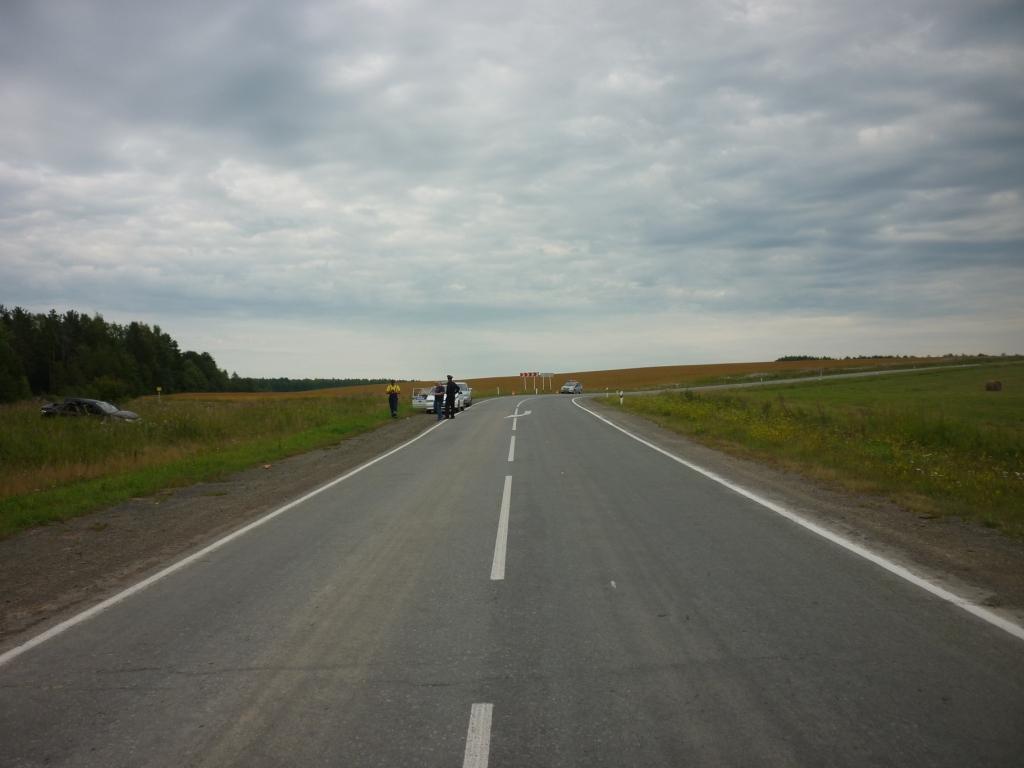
985;380;1003;391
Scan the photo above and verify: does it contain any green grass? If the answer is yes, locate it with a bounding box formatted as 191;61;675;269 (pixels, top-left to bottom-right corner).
614;362;1024;536
0;395;406;539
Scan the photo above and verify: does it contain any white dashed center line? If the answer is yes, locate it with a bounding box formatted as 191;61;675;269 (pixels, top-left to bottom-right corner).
462;703;494;768
491;476;513;580
507;435;516;462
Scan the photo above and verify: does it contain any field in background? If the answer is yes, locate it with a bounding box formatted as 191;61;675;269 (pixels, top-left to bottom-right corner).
611;362;1024;536
166;355;1011;402
2;355;1017;539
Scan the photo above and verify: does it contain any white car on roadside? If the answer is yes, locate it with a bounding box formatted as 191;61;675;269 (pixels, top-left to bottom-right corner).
412;382;472;413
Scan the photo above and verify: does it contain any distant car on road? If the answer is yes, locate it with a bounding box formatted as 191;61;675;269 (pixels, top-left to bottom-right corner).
40;397;140;422
456;381;473;407
559;380;583;394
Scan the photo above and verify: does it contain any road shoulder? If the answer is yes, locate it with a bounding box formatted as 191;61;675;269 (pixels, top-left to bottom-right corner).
0;415;433;649
585;398;1024;625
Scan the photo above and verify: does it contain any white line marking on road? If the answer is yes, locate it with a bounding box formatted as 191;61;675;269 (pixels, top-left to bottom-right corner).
0;420;449;670
491;476;513;581
572;398;1024;643
507;435;516;462
507;398;534;431
462;703;494;768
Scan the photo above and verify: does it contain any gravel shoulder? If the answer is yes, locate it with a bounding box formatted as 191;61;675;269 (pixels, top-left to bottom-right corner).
3;401;1023;653
0;415;431;650
586;399;1024;628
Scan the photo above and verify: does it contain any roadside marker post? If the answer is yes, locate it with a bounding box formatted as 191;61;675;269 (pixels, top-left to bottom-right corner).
520;371;539;394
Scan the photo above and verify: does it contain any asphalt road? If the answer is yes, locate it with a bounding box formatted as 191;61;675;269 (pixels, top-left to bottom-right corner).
1;396;1023;767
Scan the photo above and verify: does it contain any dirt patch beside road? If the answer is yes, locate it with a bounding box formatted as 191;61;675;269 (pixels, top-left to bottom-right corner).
3;402;1023;653
0;415;432;649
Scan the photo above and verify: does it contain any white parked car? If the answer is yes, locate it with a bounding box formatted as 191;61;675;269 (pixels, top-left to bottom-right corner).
412;383;471;413
411;387;435;412
560;380;583;394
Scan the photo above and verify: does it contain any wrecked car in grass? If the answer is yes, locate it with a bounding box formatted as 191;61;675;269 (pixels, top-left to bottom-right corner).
40;397;141;422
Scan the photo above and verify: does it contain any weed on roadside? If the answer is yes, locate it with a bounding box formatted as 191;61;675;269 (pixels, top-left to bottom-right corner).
616;364;1024;537
0;395;401;538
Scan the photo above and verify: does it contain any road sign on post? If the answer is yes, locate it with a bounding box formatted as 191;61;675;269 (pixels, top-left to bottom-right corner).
520;371;539;392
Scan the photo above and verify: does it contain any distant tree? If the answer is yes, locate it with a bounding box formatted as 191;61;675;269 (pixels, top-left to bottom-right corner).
0;305;418;401
0;323;31;403
0;306;235;401
179;358;210;392
183;350;229;391
227;376;388;392
775;355;834;362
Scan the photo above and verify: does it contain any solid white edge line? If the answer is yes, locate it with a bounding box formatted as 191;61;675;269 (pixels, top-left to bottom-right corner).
462;703;494;768
0;419;449;669
491;476;513;581
507;435;516;463
572;397;1024;643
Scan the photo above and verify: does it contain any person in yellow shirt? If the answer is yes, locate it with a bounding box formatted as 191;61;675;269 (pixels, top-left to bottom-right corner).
385;380;401;418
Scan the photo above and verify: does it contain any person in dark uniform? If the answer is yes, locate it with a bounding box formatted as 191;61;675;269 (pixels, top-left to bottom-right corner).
433;381;445;420
444;375;459;419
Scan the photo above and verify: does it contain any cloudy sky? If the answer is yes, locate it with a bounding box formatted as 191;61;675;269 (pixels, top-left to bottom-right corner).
1;0;1022;378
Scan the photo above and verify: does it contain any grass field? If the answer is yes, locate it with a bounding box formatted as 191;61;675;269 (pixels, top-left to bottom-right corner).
405;355;1006;399
163;355;1002;402
2;356;1017;540
612;362;1024;536
0;395;402;539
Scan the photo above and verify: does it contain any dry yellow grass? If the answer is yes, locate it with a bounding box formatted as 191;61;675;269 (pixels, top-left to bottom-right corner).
1;444;202;498
162;357;948;402
475;358;932;396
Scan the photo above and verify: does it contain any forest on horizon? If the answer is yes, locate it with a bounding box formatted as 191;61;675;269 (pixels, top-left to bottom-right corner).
0;306;383;404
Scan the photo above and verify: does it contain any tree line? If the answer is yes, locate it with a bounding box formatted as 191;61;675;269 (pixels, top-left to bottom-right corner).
774;354;922;362
224;375;387;393
776;354;1011;362
0;306;231;403
0;306;385;404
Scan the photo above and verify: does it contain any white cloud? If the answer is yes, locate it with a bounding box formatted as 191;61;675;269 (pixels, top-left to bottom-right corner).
1;0;1021;377
322;53;394;89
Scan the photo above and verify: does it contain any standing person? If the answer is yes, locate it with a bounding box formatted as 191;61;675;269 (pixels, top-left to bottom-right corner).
444;374;459;419
433;381;445;420
385;380;401;418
